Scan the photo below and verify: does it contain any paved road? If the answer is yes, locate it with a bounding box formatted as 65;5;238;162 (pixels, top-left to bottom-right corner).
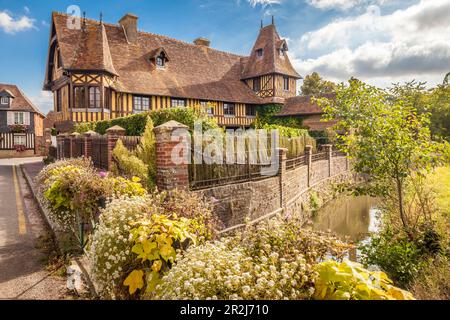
0;158;66;299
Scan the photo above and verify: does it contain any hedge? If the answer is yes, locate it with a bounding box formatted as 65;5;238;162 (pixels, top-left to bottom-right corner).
74;108;219;136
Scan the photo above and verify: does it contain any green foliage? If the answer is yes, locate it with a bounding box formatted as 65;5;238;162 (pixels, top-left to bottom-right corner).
314;260;415;300
388;80;450;142
112;140;150;188
124;214;195;295
74;107;218;135
135;117;156;187
318;79;447;230
301;72;337;96
255;104;304;128
261;124;309;138
410;256;450;300
360;229;424;287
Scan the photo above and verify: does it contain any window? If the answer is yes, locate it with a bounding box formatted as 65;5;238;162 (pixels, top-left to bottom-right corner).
279;48;285;58
256;48;263;58
89;87;100;108
0;97;9;105
253;78;261;92
74;86;86;109
133;96;150;112
246;105;257;117
14;112;25;125
156;52;166;68
56;50;62;69
104;88;111;110
200;101;214;115
13;134;26;146
171;98;186;108
283;76;290;91
224;103;235;116
56;89;62;112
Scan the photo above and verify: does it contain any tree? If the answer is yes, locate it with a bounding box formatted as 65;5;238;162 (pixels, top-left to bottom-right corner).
301;72;337;96
317;79;446;234
388;79;450;141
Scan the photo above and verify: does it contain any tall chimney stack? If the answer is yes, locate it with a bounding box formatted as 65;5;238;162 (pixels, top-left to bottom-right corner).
119;13;138;44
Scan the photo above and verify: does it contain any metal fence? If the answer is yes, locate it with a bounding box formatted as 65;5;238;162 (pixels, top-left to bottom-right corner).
91;136;108;170
188;148;278;190
286;154;307;170
73;137;85;158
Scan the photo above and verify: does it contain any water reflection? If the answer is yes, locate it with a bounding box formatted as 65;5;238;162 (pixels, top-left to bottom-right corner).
312;195;380;261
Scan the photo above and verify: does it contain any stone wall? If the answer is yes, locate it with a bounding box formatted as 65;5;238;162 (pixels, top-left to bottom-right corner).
195;147;352;229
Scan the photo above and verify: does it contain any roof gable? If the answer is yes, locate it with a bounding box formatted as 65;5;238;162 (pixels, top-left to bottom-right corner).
0;83;44;116
241;24;300;80
277;94;335;116
47;12;266;104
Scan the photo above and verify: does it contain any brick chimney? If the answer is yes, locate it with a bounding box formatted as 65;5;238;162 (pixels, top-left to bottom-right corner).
193;37;211;47
119;13;138;44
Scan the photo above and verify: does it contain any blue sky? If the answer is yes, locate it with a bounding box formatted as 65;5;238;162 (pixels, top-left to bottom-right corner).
0;0;449;114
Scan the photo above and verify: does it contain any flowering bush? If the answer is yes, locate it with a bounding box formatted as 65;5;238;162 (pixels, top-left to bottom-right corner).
157;189;222;240
233;216;351;264
9;124;28;133
36;158;147;242
88;195;197;299
152;239;317;300
13;144;27;152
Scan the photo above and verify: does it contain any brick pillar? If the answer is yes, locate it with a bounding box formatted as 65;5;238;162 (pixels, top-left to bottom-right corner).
154;120;190;191
322;144;333;177
56;134;64;159
305;145;313;187
83;130;96;158
106;125;126;171
43;128;52;156
278;148;288;209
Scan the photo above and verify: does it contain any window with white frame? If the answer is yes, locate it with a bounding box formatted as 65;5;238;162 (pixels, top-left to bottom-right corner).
133;96;150;112
13;134;26;146
89;87;100;108
224;103;235;116
171;98;186;108
14;112;25;124
1;97;9;105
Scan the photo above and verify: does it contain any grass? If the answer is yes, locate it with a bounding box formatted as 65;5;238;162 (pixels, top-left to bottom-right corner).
425;166;450;217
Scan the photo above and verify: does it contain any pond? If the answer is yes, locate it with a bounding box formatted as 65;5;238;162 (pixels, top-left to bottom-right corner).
311;195;381;261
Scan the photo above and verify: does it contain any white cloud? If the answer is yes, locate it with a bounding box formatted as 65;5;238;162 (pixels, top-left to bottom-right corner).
30;91;53;114
306;0;389;10
247;0;282;7
0;10;35;34
290;0;450;87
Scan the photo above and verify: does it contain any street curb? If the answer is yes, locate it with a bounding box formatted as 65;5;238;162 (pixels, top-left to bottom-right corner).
20;164;99;299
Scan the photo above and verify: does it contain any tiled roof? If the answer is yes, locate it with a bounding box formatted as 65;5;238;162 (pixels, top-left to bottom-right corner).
50;12;264;104
277;94;335;116
241;24;300;80
0;83;44;116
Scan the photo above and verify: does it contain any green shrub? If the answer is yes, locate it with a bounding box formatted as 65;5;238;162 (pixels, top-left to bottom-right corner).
255;104;304;128
74;107;218;135
360;229;424;287
112;140;149;187
409;256;450;300
314;260;415;300
135;117;156;188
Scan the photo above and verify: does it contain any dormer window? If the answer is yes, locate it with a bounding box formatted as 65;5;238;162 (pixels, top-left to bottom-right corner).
256;48;263;58
156;53;165;68
0;97;9;106
150;48;169;69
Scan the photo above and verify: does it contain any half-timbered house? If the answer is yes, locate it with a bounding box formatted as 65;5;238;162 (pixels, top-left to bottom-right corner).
0;83;45;158
43;12;301;131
